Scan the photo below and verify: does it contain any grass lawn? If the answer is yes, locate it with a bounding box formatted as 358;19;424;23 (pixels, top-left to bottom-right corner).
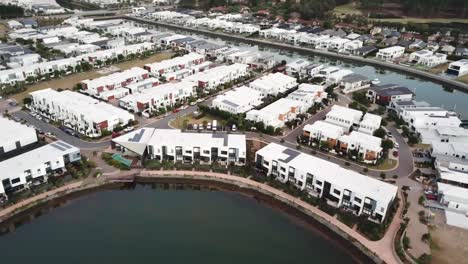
333;3;363;16
371;17;468;24
371;159;398;170
426;63;449;74
170;112;227;129
457;74;468;85
10;52;174;104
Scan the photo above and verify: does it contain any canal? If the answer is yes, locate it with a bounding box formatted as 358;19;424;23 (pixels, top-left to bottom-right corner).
0;186;359;264
134;20;468;118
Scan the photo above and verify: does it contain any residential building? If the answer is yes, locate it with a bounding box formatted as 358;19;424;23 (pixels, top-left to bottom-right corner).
124;77;160;94
143;53;205;77
302;121;345;147
255;143;398;222
343;40;363;54
0;116;38;158
249;72;297;96
286;59;311;76
119;81;196;112
30;89;134;138
409;50;447;67
376;46;405;61
326;69;353;85
447;59;468;77
367;84;415;105
185;63;249;90
246;98;306;128
437;182;468;229
0;141;81;198
287;84;327;107
358;113;382;135
299;64;324;79
211;86;263;114
340;73;369;94
338;131;383;164
325;105;363;132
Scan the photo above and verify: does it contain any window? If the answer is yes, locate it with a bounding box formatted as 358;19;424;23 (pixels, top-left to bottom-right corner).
11;178;21;184
354;197;362;203
333;189;341;196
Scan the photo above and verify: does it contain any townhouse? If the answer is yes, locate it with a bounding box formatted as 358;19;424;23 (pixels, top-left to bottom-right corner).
81;67;149;98
249;72;298;96
0;116;38;158
211;86;263;114
113;128;246;165
447;59;468;77
184;63;250;90
340;73;369;94
409;50;447;67
124;77;160;94
367;84;415;105
30;89;135;138
437;182;468;229
119;81;196;112
285;59;311;77
299;64;324;79
325;105;363;132
404;110;463;144
326;69;353;85
376;46;405;61
286;83;327;107
144;53;205;77
327;37;351;52
0;141;81;199
246;98;307;128
342;40;363;54
255;143;398;223
302;121;346;148
338;131;383;164
358;113;382;135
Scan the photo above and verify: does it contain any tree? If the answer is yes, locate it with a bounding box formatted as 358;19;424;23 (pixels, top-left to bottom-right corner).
381;139;394;151
373;128;386;138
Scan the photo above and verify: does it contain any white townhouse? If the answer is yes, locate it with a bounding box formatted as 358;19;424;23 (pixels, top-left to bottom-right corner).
432;142;468;174
376;46;405;61
328;37;351;52
8;53;41;68
409;50;447;67
211;86;263;114
287;83;327;107
325;105;363;132
30;89;134;138
81;67;149;98
338;131;383;164
0;141;81;198
342;40;363;54
246;98;307;128
255;143;398;223
401;108;462;141
316;66;340;78
144;53;205;77
340;73;370;94
437;182;468;228
326;69;353;85
285;59;311;77
447;59;468;77
249;72;298;96
124;77;160;94
358;113;382;135
0;116;38;157
302;121;346;147
300;64;324;79
112;128;246;165
184;63;249;90
226;50;258;64
119;81;196;113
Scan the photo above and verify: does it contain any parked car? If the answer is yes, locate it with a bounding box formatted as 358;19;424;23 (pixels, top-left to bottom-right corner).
173;108;180;113
123;126;134;133
394;142;399;149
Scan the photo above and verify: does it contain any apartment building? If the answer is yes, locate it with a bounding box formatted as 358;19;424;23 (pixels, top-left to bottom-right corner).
119;81;196;112
143;53;205;77
0;141;81;198
376;46;405;61
0;116;38;158
185;63;249;90
325;105;363;132
246;98;306;128
81;67;149;98
338;131;383;164
302;121;346;147
340;73;369;94
249;72;298;96
255;143;398;223
30;89;134;138
286;83;327;107
211;86;263;114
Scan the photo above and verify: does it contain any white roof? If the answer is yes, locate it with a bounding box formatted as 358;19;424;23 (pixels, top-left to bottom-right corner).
303;121;345;140
257;143;397;204
0;116;37;149
438;182;468;205
120;81;195;104
339;131;383;152
213;86;262;109
445;211;468;230
439;169;468;185
0;141;79;184
81;67;148;89
360;113;382;127
112;127;156;155
327;105;363;121
144;53;204;72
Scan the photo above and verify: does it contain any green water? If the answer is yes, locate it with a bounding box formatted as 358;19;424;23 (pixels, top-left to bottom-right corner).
0;186;357;264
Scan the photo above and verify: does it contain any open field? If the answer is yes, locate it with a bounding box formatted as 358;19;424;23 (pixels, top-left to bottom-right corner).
0;23;9;39
430;211;468;264
333;3;363;16
10;51;174;103
170;113;227;129
426;63;449;75
457;74;468;85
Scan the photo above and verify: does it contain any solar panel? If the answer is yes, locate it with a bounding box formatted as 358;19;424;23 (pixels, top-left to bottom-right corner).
50;143;66;151
279;148;300;163
129;129;145;142
55;141;72;149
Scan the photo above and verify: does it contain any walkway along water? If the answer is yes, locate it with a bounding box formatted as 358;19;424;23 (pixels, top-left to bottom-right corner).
117;16;468;93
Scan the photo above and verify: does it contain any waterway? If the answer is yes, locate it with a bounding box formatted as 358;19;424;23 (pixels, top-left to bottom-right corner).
134;20;468;118
0;186;358;264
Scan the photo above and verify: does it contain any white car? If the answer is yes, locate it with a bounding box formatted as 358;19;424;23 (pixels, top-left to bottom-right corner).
124;126;134;132
394;142;400;149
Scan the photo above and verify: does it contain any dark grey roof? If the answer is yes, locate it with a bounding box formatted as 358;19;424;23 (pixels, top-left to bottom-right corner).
279;148;301;163
129;129;147;142
305;63;322;70
355;45;377;54
371;84;415;96
222;100;239;108
341;73;368;83
212;133;228;146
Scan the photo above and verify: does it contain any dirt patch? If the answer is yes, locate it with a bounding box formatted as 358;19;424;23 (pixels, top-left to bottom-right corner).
427;63;449;74
456;74;468;85
0;23;9;39
10;51;174;103
430;211;468;264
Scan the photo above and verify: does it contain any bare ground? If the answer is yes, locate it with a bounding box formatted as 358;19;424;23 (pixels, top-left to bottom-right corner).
11;51;174;103
430;210;468;264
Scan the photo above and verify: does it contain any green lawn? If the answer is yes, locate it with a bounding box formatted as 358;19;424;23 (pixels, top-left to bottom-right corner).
371;159;398;170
